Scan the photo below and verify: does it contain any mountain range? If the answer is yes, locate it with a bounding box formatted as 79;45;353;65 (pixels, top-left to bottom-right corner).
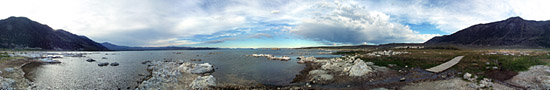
100;42;216;51
425;17;550;48
0;17;108;50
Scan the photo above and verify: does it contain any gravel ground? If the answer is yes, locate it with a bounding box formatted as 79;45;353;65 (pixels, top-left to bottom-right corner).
507;65;550;90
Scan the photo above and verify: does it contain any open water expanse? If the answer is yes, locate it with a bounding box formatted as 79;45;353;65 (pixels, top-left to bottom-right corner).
22;49;339;89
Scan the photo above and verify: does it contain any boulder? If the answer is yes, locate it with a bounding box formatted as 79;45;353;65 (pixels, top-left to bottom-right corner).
191;63;214;74
189;75;216;89
348;59;373;76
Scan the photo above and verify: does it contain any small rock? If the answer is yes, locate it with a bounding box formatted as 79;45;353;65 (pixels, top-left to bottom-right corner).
98;62;109;66
3;68;14;73
141;61;151;64
110;62;119;66
86;59;96;62
400;77;406;81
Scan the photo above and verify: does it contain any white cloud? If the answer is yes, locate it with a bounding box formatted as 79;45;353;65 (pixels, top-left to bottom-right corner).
1;0;549;47
356;0;549;33
291;1;438;44
271;10;280;14
174;15;246;37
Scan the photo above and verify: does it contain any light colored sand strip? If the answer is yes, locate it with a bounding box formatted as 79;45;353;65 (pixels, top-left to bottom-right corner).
426;56;464;73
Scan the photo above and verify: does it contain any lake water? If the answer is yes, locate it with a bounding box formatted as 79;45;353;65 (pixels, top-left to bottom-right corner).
23;49;339;89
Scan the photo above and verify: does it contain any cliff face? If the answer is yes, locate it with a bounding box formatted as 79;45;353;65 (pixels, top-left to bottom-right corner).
0;17;108;50
425;17;550;48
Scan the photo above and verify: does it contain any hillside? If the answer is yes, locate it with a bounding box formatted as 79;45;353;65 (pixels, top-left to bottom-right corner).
0;17;108;50
425;17;550;48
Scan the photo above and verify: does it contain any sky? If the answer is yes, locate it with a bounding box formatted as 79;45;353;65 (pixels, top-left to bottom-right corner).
1;0;549;48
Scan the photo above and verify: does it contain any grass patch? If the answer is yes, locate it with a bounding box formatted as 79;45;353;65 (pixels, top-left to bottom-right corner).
353;49;548;73
333;51;366;55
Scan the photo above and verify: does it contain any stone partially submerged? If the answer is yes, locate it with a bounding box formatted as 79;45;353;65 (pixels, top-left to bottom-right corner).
189;75;216;89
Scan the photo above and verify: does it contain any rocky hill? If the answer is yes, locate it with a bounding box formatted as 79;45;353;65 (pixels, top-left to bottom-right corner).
0;16;108;50
425;17;550;48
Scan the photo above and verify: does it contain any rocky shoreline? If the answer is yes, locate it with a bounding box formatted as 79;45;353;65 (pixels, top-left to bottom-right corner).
0;57;34;90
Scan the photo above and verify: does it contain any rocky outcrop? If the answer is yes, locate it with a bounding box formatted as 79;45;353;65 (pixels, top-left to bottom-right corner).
297;56;317;63
348;59;373;76
507;65;550;89
189;75;216;89
138;60;216;89
308;70;333;83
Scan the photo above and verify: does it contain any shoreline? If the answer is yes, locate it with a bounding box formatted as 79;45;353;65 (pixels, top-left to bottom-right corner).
0;56;36;89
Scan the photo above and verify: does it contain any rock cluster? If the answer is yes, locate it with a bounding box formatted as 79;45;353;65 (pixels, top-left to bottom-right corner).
138;60;216;89
0;76;16;90
301;55;375;84
297;56;317;63
250;54;291;60
365;50;409;56
462;72;494;89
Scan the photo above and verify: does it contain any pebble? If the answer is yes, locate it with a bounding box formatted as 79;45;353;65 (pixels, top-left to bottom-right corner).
4;68;14;73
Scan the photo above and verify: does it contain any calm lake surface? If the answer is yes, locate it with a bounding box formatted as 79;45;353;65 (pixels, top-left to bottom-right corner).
23;49;339;89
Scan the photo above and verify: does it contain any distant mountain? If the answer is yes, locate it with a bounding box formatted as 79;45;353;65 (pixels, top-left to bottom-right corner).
425;17;550;48
100;42;217;51
0;16;108;50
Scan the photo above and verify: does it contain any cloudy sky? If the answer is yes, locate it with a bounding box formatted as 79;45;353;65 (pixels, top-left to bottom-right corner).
1;0;549;48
